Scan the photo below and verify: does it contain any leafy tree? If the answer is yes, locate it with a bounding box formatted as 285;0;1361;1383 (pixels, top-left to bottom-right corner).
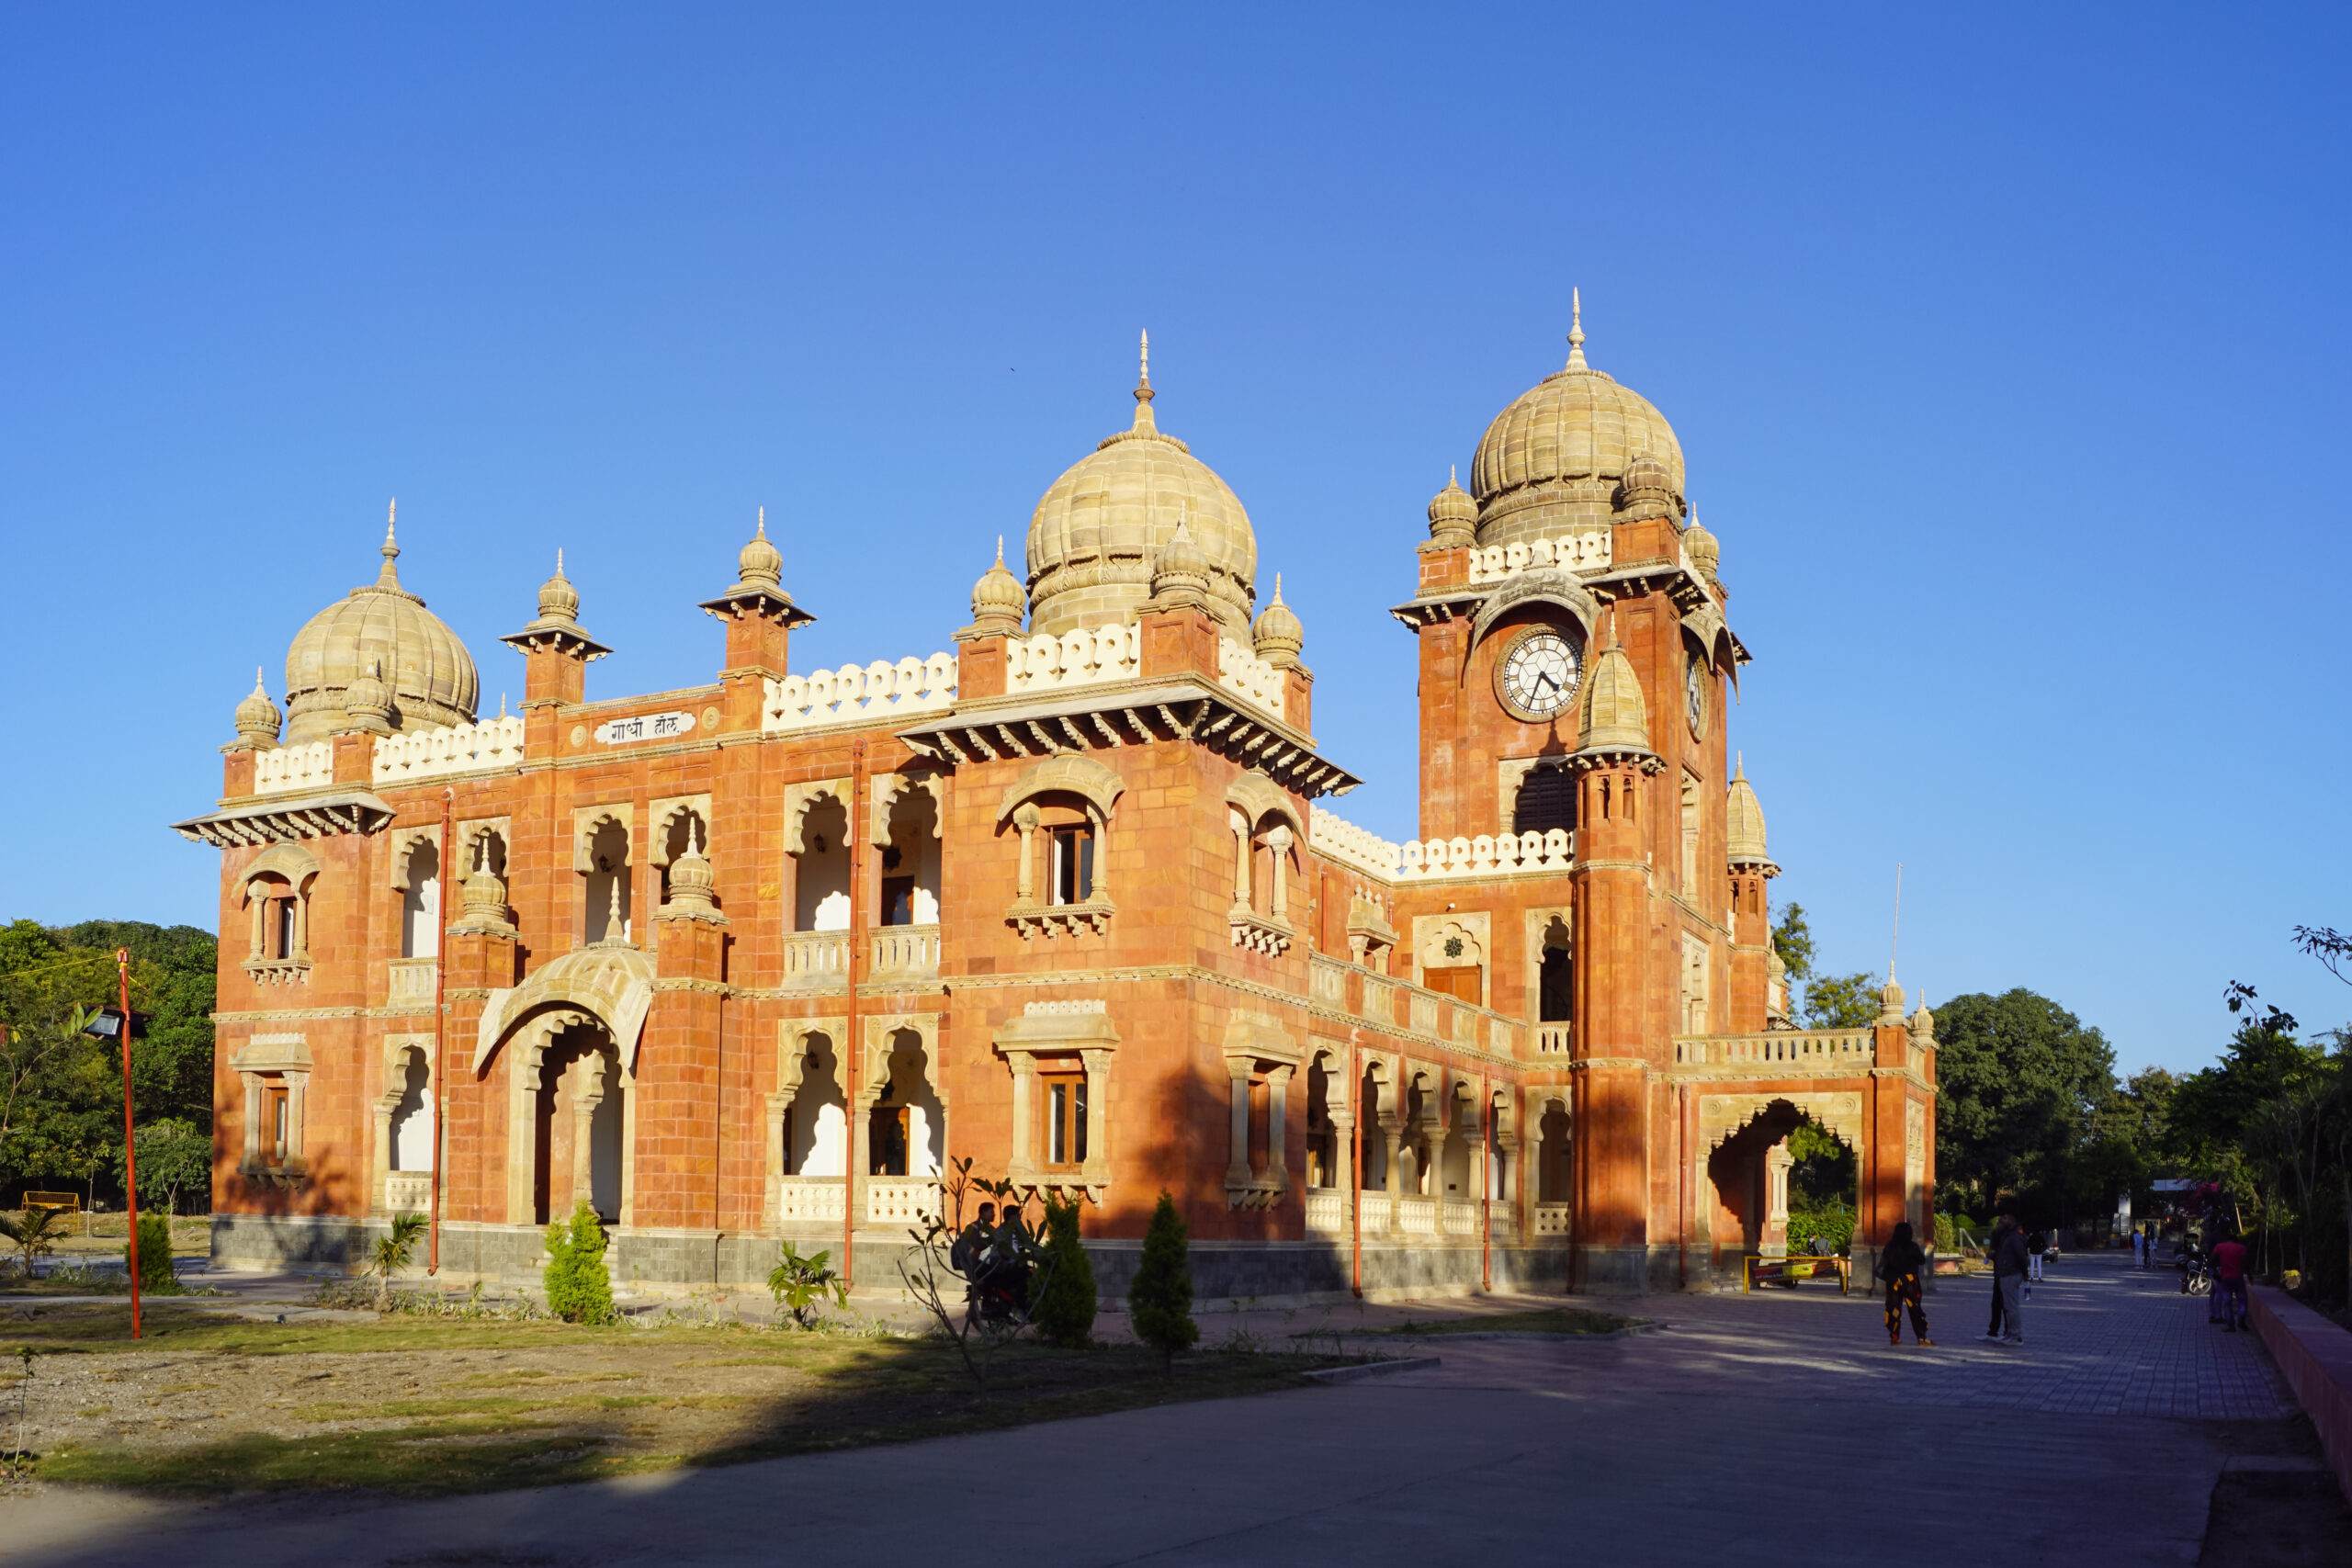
1128;1191;1197;1372
1771;903;1816;986
1803;974;1882;1030
543;1203;616;1324
111;1120;211;1215
1785;1121;1854;1206
1033;1192;1097;1348
0;1207;65;1277
1932;989;2117;1224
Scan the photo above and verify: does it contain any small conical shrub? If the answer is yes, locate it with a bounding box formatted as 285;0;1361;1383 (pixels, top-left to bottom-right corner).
1035;1192;1097;1348
544;1203;616;1324
1127;1190;1197;1371
130;1212;181;1295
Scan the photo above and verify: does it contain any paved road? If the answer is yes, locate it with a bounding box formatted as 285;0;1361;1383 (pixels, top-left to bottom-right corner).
0;1251;2317;1567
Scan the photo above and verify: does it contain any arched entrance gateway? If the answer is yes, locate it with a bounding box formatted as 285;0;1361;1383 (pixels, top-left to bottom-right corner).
187;317;1937;1297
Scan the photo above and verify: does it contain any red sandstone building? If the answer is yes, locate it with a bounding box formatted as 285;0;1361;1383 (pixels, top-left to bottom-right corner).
178;314;1937;1297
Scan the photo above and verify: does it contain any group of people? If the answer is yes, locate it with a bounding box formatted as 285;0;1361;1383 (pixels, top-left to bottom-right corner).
1875;1210;2051;1348
949;1200;1038;1325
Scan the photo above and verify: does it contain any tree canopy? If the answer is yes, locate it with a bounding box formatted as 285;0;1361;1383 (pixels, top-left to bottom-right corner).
1931;988;2116;1221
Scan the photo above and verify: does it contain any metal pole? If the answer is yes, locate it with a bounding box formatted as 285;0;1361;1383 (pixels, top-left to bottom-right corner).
1479;1071;1491;1293
116;948;140;1340
431;787;451;1274
842;738;867;1291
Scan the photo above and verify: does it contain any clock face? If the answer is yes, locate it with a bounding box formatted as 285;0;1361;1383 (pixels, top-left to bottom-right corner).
1685;656;1707;738
1498;630;1580;722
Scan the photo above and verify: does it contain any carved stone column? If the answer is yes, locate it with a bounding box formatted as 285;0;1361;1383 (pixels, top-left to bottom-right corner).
1228;808;1252;912
1012;804;1040;906
1263;825;1293;923
570;1057;606;1214
1226;1062;1253;1190
1080;1047;1112;1188
1264;1064;1294;1200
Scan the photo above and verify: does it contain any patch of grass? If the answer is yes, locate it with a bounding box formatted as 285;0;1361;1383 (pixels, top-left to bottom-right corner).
289;1393;689;1422
38;1418;604;1495
1375;1306;1641;1337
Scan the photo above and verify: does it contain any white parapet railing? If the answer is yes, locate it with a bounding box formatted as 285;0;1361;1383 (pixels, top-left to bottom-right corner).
1534;1024;1572;1056
763;653;956;734
865;1179;943;1227
1464;529;1614;585
1671;1030;1874;1071
1309;808;1403;881
775;1177;846;1224
1357;1191;1392;1233
871;924;940;978
1395;1196;1439;1235
388;959;437;1009
374;714;526;787
1533;1201;1573;1237
1442;1200;1482;1236
253;741;334;796
1217;637;1287;719
385;1172;433;1213
1400;830;1573;881
1005;625;1141;695
1304;1190;1346;1234
780;931;850;986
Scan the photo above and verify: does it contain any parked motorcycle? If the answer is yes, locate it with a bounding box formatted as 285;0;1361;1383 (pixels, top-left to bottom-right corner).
2177;1244;2211;1296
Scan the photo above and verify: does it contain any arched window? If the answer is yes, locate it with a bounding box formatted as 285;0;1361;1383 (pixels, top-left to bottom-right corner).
1538;914;1572;1025
582;818;633;945
241;843;319;987
1512;764;1577;837
999;756;1122;938
398;838;441;960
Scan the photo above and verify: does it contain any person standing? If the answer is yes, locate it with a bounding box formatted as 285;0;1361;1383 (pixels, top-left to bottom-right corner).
1980;1213;2029;1344
2211;1227;2250;1333
2132;1228;2145;1268
1878;1220;1934;1347
2027;1228;2046;1282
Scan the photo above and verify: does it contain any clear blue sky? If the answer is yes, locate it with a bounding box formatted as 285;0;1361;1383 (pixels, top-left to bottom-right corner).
3;6;2346;1076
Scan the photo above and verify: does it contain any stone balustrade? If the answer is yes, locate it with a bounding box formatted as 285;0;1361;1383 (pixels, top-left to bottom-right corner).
388;958;437;1009
774;1177;845;1224
385;1172;433;1213
1005;625;1141;695
1305;1190;1346;1234
779;925;941;988
763;653;956;734
253;740;334;796
1400;830;1574;881
1533;1201;1572;1236
772;1176;942;1227
1216;637;1286;719
374;714;526;787
1671;1030;1874;1073
1535;1024;1572;1055
1463;529;1614;584
1358;1191;1392;1232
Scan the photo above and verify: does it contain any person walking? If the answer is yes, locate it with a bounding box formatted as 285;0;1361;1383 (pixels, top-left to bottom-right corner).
2027;1228;2046;1282
1878;1220;1934;1347
2211;1227;2250;1333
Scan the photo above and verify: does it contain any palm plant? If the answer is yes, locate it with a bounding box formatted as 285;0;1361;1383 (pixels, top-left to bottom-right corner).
0;1208;65;1280
369;1213;430;1311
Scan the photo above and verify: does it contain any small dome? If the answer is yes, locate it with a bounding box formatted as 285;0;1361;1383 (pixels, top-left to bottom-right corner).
1577;633;1652;754
232;667;282;749
1251;574;1305;667
737;510;783;590
971;536;1025;619
1726;759;1770;865
1685;515;1721;580
1909;998;1936;1043
282;507;480;744
343;660;395;733
1879;976;1907;1023
537;551;582;623
1427;468;1476;545
1470;293;1685;549
1615;452;1679;520
1025;334;1257;637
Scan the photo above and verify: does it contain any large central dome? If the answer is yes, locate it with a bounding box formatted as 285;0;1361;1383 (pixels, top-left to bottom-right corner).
1024;340;1257;637
282;515;480;744
1469;299;1684;547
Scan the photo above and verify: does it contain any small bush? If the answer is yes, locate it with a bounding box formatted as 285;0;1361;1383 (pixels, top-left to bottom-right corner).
1784;1202;1853;1256
543;1204;616;1325
1034;1193;1097;1348
768;1240;848;1329
130;1213;182;1295
1127;1191;1197;1371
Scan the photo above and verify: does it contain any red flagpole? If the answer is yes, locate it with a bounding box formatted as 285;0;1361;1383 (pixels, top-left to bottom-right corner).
116;947;141;1340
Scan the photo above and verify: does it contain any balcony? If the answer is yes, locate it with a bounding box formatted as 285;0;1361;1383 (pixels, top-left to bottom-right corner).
385;1171;433;1213
388;958;438;1009
778;924;941;990
1535;1024;1571;1055
773;1176;943;1227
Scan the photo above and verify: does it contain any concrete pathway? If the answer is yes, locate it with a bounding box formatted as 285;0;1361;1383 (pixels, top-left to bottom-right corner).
0;1251;2316;1567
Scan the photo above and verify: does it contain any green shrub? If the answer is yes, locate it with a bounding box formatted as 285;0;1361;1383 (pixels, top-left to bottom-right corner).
1034;1192;1097;1348
543;1203;616;1325
768;1240;847;1329
130;1212;181;1295
1127;1191;1197;1371
1785;1201;1853;1256
1934;1213;1959;1253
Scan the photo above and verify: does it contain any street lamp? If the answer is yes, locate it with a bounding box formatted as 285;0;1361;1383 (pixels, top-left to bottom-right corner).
79;955;147;1339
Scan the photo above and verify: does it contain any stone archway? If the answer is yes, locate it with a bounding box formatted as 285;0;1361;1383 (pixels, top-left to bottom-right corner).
1701;1094;1861;1268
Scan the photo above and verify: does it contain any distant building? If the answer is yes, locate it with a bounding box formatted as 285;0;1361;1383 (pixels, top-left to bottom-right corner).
177;310;1937;1295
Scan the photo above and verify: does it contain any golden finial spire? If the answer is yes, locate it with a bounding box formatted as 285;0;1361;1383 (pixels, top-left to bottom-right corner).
1450;463;1458;486
756;505;766;539
1273;571;1284;604
376;498;402;587
556;547;565;575
253;664;266;693
1566;288;1588;371
994;535;1005;566
1134;328;1154;409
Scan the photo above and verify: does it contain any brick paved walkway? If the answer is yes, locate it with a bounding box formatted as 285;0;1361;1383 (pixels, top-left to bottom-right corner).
3;1250;2312;1567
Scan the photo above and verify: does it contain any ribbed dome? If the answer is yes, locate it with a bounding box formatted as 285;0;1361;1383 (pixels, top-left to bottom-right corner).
1726;760;1770;865
1470;295;1685;548
971;537;1025;619
1427;468;1476;545
1577;635;1653;756
1251;574;1304;667
232;668;283;749
283;510;479;745
1025;336;1257;637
